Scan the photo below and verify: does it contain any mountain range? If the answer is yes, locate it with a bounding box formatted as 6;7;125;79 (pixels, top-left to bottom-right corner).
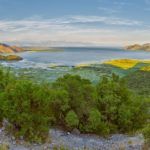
126;43;150;51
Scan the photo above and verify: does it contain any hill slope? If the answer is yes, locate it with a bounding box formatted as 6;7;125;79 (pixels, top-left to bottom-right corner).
125;43;150;51
0;43;24;53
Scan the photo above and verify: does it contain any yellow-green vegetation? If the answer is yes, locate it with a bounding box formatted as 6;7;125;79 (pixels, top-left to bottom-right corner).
0;68;149;143
75;63;91;68
141;66;150;71
0;144;9;150
49;63;60;68
104;59;150;69
104;59;139;69
0;55;23;61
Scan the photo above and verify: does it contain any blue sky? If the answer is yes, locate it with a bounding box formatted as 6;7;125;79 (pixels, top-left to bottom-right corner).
0;0;150;46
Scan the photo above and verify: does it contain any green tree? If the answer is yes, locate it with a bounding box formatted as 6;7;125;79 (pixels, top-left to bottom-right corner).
53;74;97;124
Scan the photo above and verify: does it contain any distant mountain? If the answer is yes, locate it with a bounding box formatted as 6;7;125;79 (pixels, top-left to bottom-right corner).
0;43;24;53
125;43;150;51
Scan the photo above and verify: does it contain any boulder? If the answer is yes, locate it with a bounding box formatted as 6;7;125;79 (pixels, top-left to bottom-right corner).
71;128;80;135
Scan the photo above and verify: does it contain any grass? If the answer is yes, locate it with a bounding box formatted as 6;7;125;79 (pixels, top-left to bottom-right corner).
141;66;150;71
104;59;140;69
0;144;9;150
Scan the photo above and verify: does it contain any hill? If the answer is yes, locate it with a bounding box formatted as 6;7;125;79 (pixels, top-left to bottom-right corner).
125;43;150;51
0;43;24;53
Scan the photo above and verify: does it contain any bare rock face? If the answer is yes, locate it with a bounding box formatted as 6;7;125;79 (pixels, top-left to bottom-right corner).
125;43;150;51
0;43;24;53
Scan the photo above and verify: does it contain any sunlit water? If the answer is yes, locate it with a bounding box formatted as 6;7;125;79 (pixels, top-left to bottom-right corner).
1;47;150;69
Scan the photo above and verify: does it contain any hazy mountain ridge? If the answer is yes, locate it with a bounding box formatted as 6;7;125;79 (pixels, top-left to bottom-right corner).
126;43;150;51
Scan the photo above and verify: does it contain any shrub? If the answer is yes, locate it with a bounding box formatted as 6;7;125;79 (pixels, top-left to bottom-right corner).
0;69;14;125
0;68;148;142
65;110;79;128
3;80;52;142
96;74;149;133
53;74;97;125
142;124;150;142
49;89;70;125
86;108;109;135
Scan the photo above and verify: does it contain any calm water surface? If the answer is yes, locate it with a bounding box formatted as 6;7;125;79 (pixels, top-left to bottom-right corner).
1;47;150;69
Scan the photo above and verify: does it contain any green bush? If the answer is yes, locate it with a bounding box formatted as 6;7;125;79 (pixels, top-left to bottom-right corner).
86;108;109;135
53;74;97;127
2;80;52;142
0;68;149;142
49;89;70;125
0;69;14;125
142;124;150;142
96;74;149;133
65;110;79;128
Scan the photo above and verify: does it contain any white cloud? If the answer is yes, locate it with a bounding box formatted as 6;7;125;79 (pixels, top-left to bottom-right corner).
0;15;142;32
0;15;149;46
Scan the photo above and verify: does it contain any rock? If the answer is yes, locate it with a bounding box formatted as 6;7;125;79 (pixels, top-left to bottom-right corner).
3;119;9;127
43;145;48;150
20;136;24;140
12;136;15;141
71;128;80;135
12;141;16;145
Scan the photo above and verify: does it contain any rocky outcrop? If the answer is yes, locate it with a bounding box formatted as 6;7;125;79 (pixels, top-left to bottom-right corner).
0;43;24;53
0;55;23;61
125;43;150;51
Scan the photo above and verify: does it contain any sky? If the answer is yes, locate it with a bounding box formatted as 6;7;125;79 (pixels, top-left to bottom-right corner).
0;0;150;47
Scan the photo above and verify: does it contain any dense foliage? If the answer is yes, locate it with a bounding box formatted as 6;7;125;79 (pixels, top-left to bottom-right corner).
125;71;150;96
0;69;149;142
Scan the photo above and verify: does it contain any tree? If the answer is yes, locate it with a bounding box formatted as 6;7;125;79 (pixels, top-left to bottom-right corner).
53;74;97;125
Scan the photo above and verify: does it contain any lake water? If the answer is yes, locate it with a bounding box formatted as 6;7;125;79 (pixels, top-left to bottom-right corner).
1;47;150;69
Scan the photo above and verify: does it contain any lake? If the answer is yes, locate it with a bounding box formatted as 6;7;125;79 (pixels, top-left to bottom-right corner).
1;47;150;69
